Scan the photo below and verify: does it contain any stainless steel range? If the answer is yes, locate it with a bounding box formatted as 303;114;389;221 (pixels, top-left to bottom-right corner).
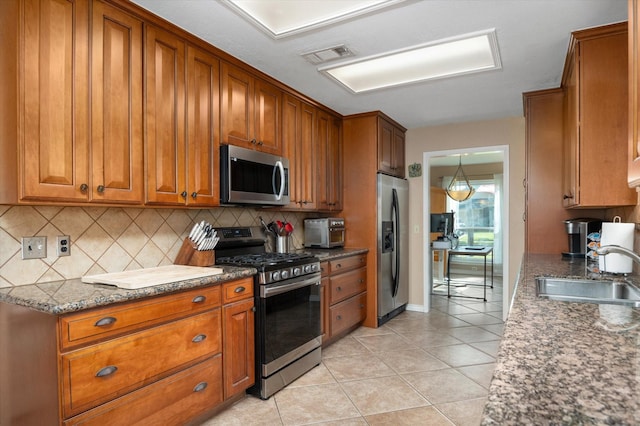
214;227;322;399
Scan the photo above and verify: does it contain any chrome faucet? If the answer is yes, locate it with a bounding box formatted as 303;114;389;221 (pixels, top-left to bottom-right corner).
595;245;640;266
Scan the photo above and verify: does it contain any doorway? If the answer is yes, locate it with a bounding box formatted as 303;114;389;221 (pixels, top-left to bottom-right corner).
422;146;510;321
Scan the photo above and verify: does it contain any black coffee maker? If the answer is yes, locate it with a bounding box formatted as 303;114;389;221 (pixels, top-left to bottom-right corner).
563;218;601;257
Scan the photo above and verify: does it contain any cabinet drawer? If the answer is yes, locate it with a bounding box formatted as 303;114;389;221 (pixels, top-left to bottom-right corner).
329;268;366;305
329;255;366;274
320;261;329;278
222;277;253;304
64;355;223;425
61;309;221;418
60;285;221;350
329;292;366;338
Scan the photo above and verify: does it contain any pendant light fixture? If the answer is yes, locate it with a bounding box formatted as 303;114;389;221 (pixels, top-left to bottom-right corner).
446;156;475;202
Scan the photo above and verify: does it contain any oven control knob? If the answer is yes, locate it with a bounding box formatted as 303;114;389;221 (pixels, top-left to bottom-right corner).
281;270;289;279
293;267;301;276
304;265;311;273
272;271;281;281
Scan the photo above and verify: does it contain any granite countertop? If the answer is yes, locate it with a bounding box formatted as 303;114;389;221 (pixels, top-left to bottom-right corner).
0;266;255;315
482;254;640;425
303;247;368;261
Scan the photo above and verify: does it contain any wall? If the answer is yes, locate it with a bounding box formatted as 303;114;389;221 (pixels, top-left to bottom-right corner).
0;205;310;287
405;116;526;308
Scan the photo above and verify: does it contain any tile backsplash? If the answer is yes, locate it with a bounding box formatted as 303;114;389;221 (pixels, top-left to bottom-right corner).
0;205;311;287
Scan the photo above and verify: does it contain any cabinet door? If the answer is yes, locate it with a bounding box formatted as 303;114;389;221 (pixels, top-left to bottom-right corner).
223;298;255;399
283;95;316;209
563;51;578;207
253;78;282;155
630;0;640;186
22;0;89;201
392;127;406;178
145;25;186;205
220;63;254;148
328;115;343;210
186;45;220;206
317;110;342;211
378;118;395;175
91;1;143;203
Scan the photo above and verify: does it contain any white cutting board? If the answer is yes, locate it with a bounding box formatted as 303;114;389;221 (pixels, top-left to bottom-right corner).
82;265;224;289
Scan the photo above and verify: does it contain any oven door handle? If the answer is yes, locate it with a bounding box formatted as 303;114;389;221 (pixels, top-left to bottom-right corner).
262;274;321;298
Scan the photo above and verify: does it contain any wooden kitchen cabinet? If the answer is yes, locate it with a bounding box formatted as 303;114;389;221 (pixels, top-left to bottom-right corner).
378;116;406;178
283;94;317;209
322;254;367;346
562;22;635;207
316;110;343;211
629;0;640;186
222;279;255;398
221;62;283;155
145;25;220;206
5;0;144;204
0;278;255;425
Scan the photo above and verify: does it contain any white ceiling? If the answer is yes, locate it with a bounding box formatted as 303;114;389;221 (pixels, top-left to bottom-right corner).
132;0;627;130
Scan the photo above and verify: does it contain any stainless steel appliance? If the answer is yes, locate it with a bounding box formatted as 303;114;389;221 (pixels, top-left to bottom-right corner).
214;227;321;399
220;145;290;206
563;218;601;257
303;217;345;248
377;173;409;326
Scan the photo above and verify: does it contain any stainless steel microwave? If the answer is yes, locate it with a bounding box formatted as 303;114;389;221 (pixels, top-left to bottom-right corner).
220;145;290;206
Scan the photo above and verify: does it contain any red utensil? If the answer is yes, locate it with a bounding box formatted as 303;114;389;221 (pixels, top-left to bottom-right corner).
284;222;293;235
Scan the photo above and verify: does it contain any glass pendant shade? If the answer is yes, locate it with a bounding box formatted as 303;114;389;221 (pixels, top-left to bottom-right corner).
446;157;475;202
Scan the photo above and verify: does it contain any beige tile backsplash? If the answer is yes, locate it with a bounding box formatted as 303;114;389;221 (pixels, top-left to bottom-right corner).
0;205;311;287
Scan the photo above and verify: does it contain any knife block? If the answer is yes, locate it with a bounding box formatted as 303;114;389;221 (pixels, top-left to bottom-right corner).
174;239;215;267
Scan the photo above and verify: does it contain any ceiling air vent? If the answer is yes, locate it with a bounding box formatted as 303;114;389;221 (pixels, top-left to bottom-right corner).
302;45;355;65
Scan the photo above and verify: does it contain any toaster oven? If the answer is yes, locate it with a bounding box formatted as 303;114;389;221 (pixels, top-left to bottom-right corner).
304;218;345;248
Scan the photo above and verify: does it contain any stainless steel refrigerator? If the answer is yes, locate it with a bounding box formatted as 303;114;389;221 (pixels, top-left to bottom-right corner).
377;173;409;326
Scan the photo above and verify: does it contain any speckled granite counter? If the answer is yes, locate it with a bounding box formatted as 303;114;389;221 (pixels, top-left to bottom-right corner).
303;247;368;261
482;254;639;425
0;266;255;315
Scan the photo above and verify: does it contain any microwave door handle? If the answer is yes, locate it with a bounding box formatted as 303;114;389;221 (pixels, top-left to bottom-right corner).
273;160;285;201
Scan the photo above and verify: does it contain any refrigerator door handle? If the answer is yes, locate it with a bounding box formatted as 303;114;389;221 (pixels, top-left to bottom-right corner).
391;188;400;298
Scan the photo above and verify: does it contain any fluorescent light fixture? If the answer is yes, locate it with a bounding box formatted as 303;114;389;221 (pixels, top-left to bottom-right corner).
320;29;502;93
222;0;405;38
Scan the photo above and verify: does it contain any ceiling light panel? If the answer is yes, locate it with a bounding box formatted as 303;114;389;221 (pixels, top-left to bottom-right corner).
222;0;405;38
320;30;502;93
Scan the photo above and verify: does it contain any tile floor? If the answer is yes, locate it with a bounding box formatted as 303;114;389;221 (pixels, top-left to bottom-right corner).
203;277;503;426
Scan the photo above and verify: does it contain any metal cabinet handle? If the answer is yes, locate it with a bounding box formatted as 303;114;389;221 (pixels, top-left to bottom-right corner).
563;194;573;199
94;316;117;327
360;304;365;309
257;140;263;146
359;279;364;283
234;286;246;293
181;191;187;198
97;185;105;193
191;192;198;199
336;315;342;320
80;183;88;192
193;382;208;393
336;286;342;292
336;263;342;269
192;334;207;343
192;295;206;304
251;138;257;145
96;365;118;377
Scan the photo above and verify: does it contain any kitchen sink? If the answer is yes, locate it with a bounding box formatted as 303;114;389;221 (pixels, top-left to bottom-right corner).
535;277;640;307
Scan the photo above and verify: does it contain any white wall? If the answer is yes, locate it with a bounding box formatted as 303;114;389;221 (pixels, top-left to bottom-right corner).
405;117;526;310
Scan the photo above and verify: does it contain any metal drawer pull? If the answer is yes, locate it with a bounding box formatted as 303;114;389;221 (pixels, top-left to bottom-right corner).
94;316;117;327
359;279;364;283
336;315;342;320
192;295;206;303
234;286;246;293
193;382;208;393
96;365;118;377
336;263;342;268
337;286;342;291
192;334;207;343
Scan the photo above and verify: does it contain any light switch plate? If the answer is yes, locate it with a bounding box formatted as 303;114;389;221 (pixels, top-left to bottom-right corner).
22;236;47;259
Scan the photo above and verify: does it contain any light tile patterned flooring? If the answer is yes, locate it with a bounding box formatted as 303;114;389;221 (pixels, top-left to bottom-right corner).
203;278;503;426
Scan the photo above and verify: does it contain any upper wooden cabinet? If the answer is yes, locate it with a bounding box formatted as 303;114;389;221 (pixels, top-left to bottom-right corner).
378;117;406;178
629;0;640;186
562;22;636;208
283;94;317;209
221;62;283;155
7;0;143;204
145;25;220;207
316;110;343;211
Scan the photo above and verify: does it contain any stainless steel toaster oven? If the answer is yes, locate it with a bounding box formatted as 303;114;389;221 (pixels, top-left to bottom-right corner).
304;218;345;248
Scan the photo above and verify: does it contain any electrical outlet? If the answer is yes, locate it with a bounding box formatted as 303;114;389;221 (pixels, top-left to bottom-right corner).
22;236;47;259
57;235;71;257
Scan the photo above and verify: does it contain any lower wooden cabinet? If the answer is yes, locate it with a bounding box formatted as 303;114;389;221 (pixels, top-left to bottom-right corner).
321;253;367;346
0;278;255;425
